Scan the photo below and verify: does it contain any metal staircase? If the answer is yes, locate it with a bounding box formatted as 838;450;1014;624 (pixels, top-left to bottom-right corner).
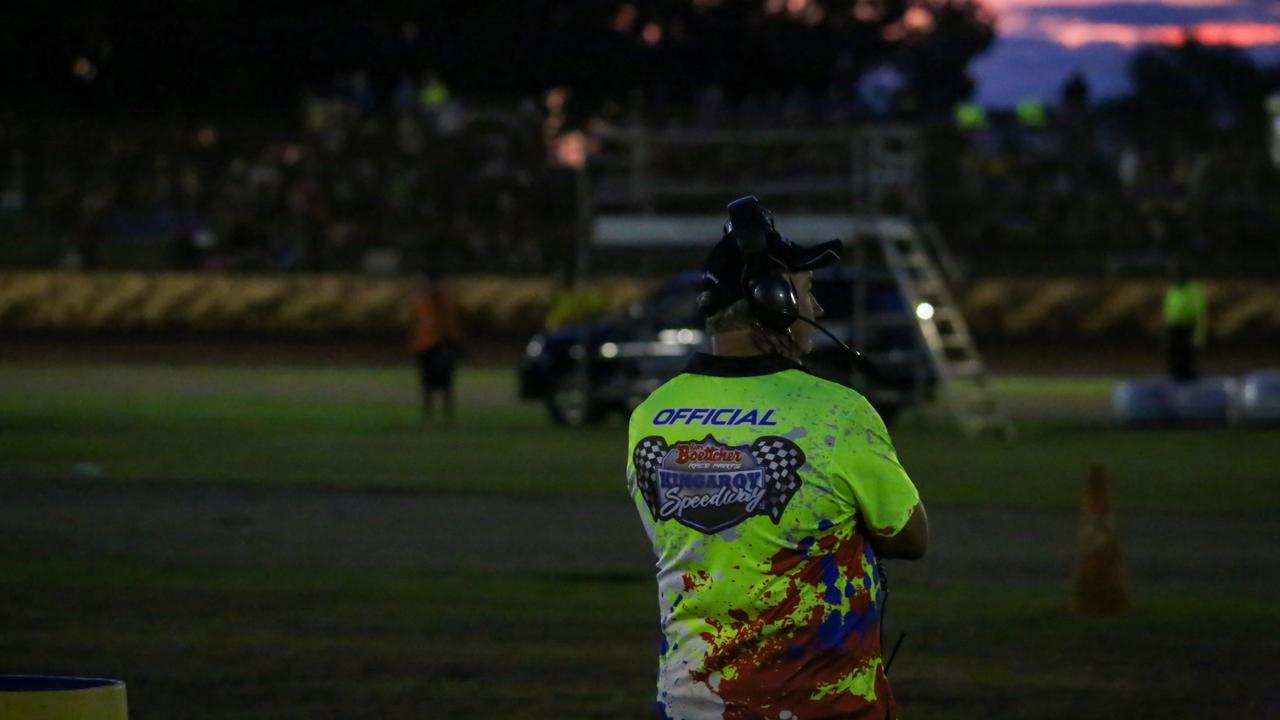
878;221;1014;437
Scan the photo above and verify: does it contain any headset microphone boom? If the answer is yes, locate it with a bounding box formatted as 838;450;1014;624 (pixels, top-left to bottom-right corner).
724;195;900;388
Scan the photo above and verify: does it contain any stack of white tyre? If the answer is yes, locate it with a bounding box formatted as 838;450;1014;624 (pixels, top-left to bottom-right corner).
1112;377;1176;425
1238;370;1280;424
1113;370;1280;426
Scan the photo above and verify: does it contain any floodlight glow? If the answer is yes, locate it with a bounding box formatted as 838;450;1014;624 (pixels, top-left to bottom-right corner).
660;328;704;345
72;57;97;81
915;302;935;321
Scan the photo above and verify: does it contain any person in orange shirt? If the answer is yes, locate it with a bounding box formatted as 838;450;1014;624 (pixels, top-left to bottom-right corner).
409;273;463;421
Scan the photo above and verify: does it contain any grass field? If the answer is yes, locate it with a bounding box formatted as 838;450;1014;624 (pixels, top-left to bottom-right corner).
1;363;1277;511
1;361;1278;719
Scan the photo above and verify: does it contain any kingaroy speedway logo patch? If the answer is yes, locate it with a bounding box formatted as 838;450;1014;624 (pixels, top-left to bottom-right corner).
632;435;806;534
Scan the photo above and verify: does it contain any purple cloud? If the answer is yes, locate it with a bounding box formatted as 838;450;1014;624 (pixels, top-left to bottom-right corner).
969;0;1280;105
1023;3;1250;26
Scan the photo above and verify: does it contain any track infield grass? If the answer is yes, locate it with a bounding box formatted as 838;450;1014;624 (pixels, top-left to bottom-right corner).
0;363;1276;512
1;361;1277;718
3;558;1274;719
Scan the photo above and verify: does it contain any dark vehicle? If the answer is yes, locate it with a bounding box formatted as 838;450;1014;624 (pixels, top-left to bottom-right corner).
520;268;933;425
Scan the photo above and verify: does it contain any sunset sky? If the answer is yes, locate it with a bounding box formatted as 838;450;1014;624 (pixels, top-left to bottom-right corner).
969;0;1280;105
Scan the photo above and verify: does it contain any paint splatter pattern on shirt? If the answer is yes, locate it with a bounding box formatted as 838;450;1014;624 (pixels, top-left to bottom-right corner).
629;365;919;720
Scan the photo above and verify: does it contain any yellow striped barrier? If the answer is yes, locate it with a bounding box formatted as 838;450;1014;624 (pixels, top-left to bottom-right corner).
0;272;655;337
0;271;1276;340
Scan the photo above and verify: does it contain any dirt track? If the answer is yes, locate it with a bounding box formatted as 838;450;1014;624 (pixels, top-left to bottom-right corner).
3;477;1276;599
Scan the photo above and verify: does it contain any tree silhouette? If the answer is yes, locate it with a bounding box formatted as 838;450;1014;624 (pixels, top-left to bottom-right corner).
3;2;996;119
890;0;996;117
1125;40;1270;152
507;0;995;120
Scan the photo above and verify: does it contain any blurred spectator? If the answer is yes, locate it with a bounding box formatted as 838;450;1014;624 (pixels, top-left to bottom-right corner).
1163;260;1209;381
409;273;463;422
545;276;608;331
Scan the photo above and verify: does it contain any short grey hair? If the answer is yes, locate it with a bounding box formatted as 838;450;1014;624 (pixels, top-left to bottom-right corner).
702;295;801;360
703;296;754;335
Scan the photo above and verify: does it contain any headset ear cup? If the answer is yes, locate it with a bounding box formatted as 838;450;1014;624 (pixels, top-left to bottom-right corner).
747;274;799;332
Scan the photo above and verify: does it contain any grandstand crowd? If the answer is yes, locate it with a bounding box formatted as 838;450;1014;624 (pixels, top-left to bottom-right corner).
0;72;573;275
928;77;1280;275
1;69;1277;277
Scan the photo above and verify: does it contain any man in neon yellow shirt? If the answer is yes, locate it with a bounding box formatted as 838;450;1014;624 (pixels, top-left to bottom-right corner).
627;197;928;719
1163;264;1208;381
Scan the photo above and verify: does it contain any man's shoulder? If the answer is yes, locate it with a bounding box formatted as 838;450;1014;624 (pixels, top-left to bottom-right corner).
794;367;865;395
778;368;875;415
633;373;693;414
634;366;871;412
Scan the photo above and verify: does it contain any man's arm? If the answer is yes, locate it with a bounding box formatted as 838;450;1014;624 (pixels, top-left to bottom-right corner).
837;394;927;560
868;501;928;560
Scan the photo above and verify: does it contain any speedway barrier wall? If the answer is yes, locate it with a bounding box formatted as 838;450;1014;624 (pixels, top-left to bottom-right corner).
1;272;1277;342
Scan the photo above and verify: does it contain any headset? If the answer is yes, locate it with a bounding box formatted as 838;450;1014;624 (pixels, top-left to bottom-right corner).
725;196;895;386
726;195;800;333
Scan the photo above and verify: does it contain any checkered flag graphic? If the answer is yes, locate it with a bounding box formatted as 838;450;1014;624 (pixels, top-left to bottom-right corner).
750;436;807;523
632;436;670;518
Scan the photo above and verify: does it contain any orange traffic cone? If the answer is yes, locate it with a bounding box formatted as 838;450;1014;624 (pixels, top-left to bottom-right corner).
1070;464;1131;615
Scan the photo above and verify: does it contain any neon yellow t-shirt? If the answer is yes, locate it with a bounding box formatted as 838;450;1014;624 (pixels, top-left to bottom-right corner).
1164;282;1207;327
627;353;921;720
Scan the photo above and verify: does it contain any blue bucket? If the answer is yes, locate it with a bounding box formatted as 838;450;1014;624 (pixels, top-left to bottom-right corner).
0;675;127;719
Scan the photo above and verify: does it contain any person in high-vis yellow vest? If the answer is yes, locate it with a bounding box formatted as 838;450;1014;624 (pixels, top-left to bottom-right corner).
1163;264;1208;381
544;285;608;331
